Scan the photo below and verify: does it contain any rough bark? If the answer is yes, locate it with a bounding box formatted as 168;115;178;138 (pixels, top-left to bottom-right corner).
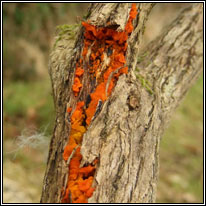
41;3;203;203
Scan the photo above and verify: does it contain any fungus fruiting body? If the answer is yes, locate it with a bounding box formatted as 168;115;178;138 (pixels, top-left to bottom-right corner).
62;3;137;203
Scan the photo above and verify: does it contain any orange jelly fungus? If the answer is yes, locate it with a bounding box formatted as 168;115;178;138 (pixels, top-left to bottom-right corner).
67;107;72;113
62;3;137;203
72;77;83;96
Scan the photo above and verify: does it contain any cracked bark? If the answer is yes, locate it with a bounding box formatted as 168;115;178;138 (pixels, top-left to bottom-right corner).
40;3;203;203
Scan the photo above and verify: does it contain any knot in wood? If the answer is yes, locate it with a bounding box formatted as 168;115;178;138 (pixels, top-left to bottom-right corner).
128;95;139;110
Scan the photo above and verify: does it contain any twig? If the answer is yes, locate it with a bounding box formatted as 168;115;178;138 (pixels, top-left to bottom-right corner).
67;144;79;165
105;66;125;97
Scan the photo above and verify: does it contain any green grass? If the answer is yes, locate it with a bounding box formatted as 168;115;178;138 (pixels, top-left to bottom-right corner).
3;79;55;137
157;74;203;203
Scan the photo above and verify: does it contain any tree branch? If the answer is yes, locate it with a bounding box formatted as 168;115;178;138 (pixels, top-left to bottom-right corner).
137;3;203;119
81;3;203;203
41;3;203;203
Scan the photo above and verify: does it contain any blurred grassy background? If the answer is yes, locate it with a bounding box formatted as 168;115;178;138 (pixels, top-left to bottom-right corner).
3;3;203;203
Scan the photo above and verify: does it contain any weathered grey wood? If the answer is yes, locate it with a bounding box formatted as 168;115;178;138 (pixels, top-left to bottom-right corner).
41;3;203;203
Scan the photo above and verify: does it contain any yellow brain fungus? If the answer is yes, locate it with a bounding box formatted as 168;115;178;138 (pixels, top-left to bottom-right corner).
62;3;137;203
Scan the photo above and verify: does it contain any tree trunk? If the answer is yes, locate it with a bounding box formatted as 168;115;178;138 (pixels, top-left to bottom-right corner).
41;3;203;203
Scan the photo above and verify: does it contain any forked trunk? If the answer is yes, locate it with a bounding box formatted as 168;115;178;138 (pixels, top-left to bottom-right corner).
41;3;203;203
